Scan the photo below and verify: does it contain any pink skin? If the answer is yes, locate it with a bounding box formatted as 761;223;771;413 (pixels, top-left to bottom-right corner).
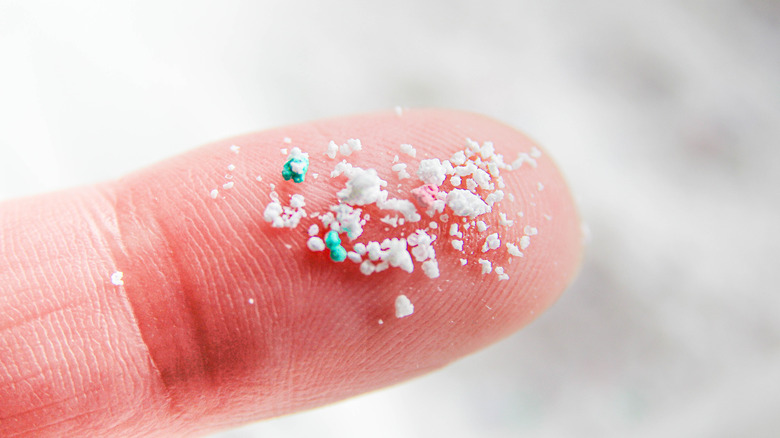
0;109;582;437
410;184;439;209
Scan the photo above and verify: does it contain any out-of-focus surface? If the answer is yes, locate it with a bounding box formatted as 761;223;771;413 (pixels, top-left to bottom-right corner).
1;1;779;437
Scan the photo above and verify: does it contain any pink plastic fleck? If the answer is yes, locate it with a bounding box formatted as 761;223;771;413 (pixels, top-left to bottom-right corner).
411;184;439;209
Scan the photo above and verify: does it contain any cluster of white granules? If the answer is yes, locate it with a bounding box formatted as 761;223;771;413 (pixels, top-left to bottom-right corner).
206;132;545;319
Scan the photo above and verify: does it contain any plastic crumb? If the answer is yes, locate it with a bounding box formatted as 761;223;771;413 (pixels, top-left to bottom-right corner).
281;148;288;155
256;175;263;181
485;190;504;207
400;143;416;157
210;189;219;199
411;184;439;210
446;189;491;217
339;139;363;156
429;221;438;229
520;235;531;250
460;258;467;265
227;164;236;171
392;154;399;163
308;224;319;236
507;242;524;257
338;167;387;205
394;106;403;116
282;147;310;183
499;212;514;227
283;137;292;144
353;243;367;255
452;240;464;251
326;141;338;159
422;259;440;278
478;259;492;274
395;294;414;318
392;163;411;179
360;260;376;275
380;215;399;227
230;145;240;154
248;298;255;304
307;237;325;251
110;271;124;286
476;221;488;232
223;181;234;189
482;233;500;252
537;182;544;191
450;175;462;186
417;159;446;186
524;226;538;236
347;251;362;263
378;318;384;324
530;146;542;158
440;214;449;222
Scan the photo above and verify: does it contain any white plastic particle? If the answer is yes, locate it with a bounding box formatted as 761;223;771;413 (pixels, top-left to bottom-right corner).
530;146;542;158
440;214;449;222
498;273;509;281
338;167;387;205
422;259;440;278
110;271;124;286
524;226;538;236
281;148;288;155
449;223;462;238
537;182;544;191
380;215;399;227
392;155;399;163
308;224;319;236
450;150;467;166
495;267;504;275
395;106;403;116
392;163;411;179
395;295;414;318
347;251;362;263
248;298;255;304
378;319;384;325
210;189;219;199
227;164;236;171
446;189;491;217
482;233;500;252
511;152;537;169
520;235;531;250
417;159;447;186
326;141;338;159
450;175;462;186
256;175;263;182
466;178;478;192
307;237;325;251
360;260;376;275
223;181;235;190
400;143;416;157
476;221;488;232
428;221;438;229
544;214;553;221
478;259;492;274
339;139;362;156
353;243;367;255
452;240;464;251
463;222;470;230
230;145;240;154
499;212;514;227
290;194;305;209
283;137;292;144
460;258;467;265
485;190;504;207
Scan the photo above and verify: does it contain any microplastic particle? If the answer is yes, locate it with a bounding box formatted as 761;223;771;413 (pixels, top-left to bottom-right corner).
530;146;542;158
395;294;414;318
308;224;319;236
417;159;447;186
394;106;403;116
325;230;341;248
410;184;439;210
283;137;292;144
429;221;438;229
329;246;347;262
422;259;440;278
282;147;310;183
326;141;338;159
478;259;492;274
110;271;124;286
281;148;288;155
440;214;449;222
520;235;531;250
460;258;467;265
347;251;362;263
498;212;514;227
378;319;384;325
452;240;464;251
400;143;416;157
476;221;488;232
446;189;491;217
360;260;375;275
256;175;263;181
506;243;523;257
210;189;219;199
450;175;462;186
524;226;538;236
223;181;234;190
230;145;240;154
227;164;236;171
248;298;255;304
544;214;552;221
481;233;501;252
537;182;544;191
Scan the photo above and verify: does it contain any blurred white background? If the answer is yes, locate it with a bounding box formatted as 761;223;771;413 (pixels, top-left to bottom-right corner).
2;1;779;437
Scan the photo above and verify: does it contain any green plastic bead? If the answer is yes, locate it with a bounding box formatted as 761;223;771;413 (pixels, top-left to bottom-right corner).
329;245;347;262
324;230;341;249
282;157;309;183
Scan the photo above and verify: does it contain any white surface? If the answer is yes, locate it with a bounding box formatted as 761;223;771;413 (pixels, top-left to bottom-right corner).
2;1;779;437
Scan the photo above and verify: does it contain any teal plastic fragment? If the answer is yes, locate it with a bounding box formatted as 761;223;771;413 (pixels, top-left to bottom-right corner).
282;157;309;183
324;230;341;249
329;245;347;262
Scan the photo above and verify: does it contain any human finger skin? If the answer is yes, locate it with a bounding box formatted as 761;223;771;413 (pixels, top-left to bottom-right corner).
0;109;582;437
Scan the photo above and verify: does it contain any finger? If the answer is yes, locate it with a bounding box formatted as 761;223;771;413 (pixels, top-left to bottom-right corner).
0;109;582;437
